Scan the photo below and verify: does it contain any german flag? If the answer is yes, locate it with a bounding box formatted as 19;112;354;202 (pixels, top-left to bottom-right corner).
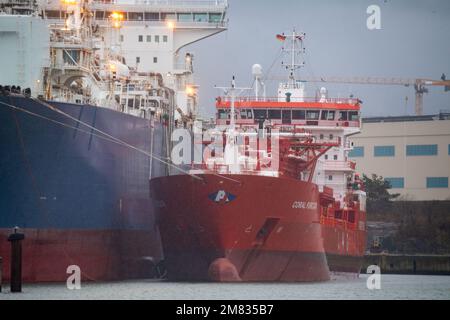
276;34;286;41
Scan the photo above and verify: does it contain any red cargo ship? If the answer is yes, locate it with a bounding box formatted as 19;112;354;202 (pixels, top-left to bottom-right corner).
150;31;367;281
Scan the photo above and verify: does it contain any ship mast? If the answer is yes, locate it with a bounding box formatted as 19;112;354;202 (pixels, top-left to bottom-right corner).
280;29;306;87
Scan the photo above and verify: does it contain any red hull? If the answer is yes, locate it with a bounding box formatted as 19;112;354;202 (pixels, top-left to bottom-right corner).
0;229;163;282
150;174;331;282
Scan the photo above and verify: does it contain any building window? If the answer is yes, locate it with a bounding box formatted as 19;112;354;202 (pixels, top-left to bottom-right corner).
155;35;160;43
349;146;364;158
385;177;404;189
374;145;395;157
153;57;158;63
138;35;143;42
136;57;140;63
119;35;124;42
147;35;151;42
426;177;448;189
406;144;438;156
163;35;168;42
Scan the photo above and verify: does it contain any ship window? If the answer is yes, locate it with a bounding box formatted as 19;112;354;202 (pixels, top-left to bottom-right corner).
63;50;80;65
328;111;335;120
292;110;305;120
178;13;192;22
338;111;348;121
247;110;253;119
349;111;359;121
136;57;140;63
138;35;143;42
254;109;267;119
161;13;176;21
120;35;124;42
163;35;168;42
268;110;281;120
328;175;333;181
335;210;342;220
155;35;160;43
135;97;141;108
325;155;328;160
218;109;229;120
306;110;320;120
329;134;334;140
240;110;248;119
45;10;60;19
209;13;222;23
128;12;143;21
128;99;134;108
333;155;338;160
321;111;328;120
147;35;151;42
95;11;104;20
194;13;208;22
153;57;158;63
145;12;159;21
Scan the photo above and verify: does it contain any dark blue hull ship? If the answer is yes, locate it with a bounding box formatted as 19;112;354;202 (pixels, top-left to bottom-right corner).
0;94;167;282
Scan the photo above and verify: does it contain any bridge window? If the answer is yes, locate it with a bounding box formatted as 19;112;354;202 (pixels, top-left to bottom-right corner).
218;109;229;120
178;13;192;22
128;12;143;21
240;109;252;119
194;13;208;22
145;12;159;21
254;109;267;119
138;35;143;42
292;110;305;120
268;109;281;119
338;111;348;121
161;13;176;21
163;35;168;42
209;13;222;23
328;111;336;120
306;110;320;120
349;111;359;121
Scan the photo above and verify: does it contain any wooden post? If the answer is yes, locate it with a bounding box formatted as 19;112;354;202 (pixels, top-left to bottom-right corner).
8;229;25;293
0;256;2;292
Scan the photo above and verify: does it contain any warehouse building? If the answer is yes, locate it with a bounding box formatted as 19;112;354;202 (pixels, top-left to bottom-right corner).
349;112;450;201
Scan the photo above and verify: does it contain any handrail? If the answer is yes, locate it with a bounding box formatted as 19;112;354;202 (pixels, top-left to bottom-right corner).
217;96;360;105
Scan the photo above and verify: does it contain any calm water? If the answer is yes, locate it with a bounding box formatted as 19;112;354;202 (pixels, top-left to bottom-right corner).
1;275;449;300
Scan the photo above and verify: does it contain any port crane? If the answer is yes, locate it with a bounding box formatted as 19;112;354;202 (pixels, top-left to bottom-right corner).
297;75;450;116
269;74;450;115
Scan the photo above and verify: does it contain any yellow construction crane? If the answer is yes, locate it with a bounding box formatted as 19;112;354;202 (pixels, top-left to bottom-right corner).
270;74;450;116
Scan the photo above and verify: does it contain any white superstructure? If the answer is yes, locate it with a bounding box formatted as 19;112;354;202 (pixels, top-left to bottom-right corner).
0;0;228;123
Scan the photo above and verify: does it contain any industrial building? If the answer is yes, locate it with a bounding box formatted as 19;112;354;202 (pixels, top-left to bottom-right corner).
349;112;450;201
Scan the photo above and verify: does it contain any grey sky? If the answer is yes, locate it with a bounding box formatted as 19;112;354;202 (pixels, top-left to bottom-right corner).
187;0;450;118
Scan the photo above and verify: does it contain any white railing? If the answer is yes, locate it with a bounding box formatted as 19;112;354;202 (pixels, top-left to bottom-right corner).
92;0;228;7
